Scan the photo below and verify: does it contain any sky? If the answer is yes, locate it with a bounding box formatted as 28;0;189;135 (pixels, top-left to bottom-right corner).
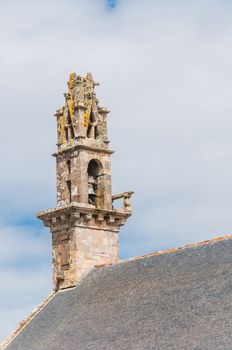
1;0;232;342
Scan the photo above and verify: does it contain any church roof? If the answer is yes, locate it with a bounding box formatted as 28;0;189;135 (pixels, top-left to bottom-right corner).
5;234;232;350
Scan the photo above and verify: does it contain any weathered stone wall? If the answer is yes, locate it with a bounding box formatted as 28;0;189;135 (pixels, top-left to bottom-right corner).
52;224;119;290
38;203;129;291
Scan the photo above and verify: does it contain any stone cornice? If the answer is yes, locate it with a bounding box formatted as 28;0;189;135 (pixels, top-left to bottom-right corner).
52;144;114;157
37;203;131;232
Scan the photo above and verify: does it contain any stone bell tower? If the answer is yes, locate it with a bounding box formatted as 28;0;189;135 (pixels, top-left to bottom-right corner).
37;72;133;291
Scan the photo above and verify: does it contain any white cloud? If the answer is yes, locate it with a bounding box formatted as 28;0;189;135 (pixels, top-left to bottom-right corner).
1;0;232;341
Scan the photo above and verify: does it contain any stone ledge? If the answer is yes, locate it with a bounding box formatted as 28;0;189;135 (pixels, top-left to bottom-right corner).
52;143;114;157
37;203;131;231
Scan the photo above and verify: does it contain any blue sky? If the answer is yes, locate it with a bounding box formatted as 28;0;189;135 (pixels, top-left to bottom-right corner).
1;0;232;342
107;0;117;9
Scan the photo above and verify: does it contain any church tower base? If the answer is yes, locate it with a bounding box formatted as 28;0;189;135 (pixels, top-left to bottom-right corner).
38;204;130;291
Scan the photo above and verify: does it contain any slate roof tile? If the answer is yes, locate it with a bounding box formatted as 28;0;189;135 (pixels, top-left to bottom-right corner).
5;235;232;350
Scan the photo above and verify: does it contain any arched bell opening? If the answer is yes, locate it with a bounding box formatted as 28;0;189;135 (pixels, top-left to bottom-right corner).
87;159;104;208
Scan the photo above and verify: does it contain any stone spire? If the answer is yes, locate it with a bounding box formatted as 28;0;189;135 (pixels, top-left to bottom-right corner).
37;72;133;291
55;72;109;152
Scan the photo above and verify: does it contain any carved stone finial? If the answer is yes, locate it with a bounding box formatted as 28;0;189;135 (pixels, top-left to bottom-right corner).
55;72;110;150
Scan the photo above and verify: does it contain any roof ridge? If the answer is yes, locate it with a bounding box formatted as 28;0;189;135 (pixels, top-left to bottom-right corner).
94;233;232;269
119;233;232;265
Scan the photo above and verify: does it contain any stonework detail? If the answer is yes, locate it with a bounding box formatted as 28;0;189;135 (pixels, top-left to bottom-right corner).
37;72;133;291
54;72;109;151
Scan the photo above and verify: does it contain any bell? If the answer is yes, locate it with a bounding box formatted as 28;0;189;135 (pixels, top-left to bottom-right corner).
88;183;96;195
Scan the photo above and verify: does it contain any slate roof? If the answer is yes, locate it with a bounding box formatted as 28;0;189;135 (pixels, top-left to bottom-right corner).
6;235;232;350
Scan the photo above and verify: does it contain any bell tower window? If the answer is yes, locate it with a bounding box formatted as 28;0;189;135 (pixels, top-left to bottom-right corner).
66;180;72;202
67;160;71;174
87;159;104;207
